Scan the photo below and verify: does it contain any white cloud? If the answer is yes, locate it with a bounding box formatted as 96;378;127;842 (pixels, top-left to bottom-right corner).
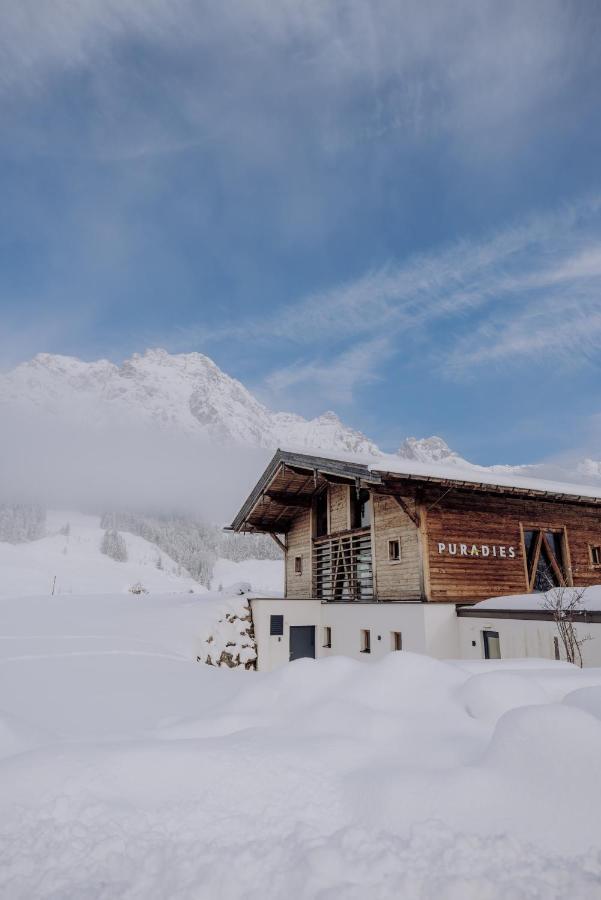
264;337;393;406
187;192;601;382
0;0;596;164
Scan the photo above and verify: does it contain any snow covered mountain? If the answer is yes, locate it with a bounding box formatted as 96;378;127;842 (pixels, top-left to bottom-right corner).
1;349;599;486
0;349;379;456
396;435;601;487
396;436;473;467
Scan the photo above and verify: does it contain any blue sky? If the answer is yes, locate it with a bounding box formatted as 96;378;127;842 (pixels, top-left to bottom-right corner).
1;1;601;463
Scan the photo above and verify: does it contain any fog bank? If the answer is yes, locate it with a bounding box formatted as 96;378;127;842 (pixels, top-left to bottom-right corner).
0;408;270;522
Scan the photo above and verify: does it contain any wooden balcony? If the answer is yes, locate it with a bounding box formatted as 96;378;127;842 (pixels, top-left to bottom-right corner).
313;527;374;602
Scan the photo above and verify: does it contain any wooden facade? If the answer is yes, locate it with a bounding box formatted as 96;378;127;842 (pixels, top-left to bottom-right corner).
231;450;601;604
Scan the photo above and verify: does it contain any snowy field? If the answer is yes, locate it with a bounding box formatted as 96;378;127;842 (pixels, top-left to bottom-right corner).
0;510;284;598
2;592;601;898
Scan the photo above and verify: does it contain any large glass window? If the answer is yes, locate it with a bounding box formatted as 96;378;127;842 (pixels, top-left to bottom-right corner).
315;489;328;537
351;488;371;529
522;528;568;591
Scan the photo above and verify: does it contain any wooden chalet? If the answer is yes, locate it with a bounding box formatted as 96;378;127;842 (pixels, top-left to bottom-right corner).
230;450;601;605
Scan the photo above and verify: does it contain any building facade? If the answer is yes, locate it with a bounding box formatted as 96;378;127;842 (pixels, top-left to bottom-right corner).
230;450;601;670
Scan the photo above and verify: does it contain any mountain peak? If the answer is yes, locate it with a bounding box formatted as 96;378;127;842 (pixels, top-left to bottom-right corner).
0;349;381;456
396;435;467;465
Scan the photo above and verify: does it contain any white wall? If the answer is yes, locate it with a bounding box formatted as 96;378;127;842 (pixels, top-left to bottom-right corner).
250;599;459;671
251;599;322;672
458;615;601;666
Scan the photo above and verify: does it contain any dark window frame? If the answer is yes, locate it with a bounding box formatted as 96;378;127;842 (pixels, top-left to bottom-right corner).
482;629;501;660
351;488;371;530
388;538;401;562
360;628;371;654
520;526;569;592
314;488;329;538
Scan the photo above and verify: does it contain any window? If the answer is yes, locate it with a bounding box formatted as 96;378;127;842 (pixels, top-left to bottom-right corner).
522;528;568;591
391;631;402;651
294;556;303;576
360;628;371;654
351;488;371;529
482;629;501;660
590;545;601;566
315;489;328;538
388;539;401;561
270;614;284;636
323;626;332;649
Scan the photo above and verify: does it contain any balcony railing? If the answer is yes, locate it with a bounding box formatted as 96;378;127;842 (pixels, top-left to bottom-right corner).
313;528;374;602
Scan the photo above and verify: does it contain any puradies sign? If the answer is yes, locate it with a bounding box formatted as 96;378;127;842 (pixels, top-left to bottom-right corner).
437;542;517;558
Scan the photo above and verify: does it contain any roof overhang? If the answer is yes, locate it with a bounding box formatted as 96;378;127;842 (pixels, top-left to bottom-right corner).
230;450;601;534
373;469;601;505
229;449;381;534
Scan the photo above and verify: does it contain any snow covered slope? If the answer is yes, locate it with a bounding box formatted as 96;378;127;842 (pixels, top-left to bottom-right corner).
0;349;379;455
0;511;285;598
0;511;202;597
2;590;601;897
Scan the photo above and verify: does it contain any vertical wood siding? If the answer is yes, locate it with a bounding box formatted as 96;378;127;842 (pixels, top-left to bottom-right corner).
285;508;312;598
372;495;422;599
423;489;601;602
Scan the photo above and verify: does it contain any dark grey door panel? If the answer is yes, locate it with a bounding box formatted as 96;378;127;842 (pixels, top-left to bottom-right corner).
289;625;316;661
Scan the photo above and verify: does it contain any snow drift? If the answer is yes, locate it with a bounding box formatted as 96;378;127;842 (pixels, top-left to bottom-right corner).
1;591;601;898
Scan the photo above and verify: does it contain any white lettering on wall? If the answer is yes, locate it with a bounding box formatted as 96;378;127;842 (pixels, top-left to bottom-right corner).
437;542;517;559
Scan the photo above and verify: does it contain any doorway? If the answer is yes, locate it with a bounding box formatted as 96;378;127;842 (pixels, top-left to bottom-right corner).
289;625;316;661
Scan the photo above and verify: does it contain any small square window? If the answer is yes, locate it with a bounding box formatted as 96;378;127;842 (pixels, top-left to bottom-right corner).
360;629;371;654
294;556;303;575
391;631;402;651
388;539;401;561
270;614;284;636
323;626;332;649
590;545;601;566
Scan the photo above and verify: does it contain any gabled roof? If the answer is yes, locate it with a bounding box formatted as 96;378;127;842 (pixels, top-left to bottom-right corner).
229;450;381;533
229;449;601;534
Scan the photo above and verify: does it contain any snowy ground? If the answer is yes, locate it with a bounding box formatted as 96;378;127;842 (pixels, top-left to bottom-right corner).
1;592;601;898
0;510;284;598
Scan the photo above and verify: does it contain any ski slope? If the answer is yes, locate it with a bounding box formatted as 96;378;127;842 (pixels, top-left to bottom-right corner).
0;511;284;598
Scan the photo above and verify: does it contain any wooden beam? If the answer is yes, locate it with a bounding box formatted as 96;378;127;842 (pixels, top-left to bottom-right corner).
390;494;420;528
264;490;313;508
268;532;286;554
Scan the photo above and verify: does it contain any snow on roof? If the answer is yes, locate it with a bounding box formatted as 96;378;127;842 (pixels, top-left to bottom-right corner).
473;585;601;612
277;446;601;501
368;454;601;500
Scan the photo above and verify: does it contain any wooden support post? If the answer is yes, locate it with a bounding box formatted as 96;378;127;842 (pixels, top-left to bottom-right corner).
390;494;420;528
268;532;286;554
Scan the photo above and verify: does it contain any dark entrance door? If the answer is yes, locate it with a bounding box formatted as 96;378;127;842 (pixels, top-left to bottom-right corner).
289;625;316;661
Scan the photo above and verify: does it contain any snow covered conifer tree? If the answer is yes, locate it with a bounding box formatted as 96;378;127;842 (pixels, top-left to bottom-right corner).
100;529;128;562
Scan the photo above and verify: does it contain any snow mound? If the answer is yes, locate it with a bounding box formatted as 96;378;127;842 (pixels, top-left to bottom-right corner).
474;584;601;611
2;594;601;897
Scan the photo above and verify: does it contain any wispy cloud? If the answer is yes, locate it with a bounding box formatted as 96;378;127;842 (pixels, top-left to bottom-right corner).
263;337;393;406
184;192;601;390
1;0;597;166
